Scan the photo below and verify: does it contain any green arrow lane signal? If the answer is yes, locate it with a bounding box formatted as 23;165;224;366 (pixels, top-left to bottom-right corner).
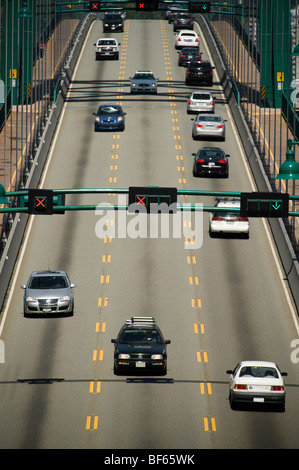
240;192;289;218
272;201;281;210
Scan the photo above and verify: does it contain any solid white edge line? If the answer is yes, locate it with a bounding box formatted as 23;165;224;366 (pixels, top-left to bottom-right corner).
0;24;94;338
196;22;299;338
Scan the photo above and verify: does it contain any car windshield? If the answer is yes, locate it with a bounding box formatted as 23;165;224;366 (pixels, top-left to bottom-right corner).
119;329;162;344
240;366;279;378
192;93;211;100
98;40;116;46
198;116;222;122
106;14;121;20
190;63;210;69
200;150;224;158
98;106;121;115
134;73;154;80
29;276;68;289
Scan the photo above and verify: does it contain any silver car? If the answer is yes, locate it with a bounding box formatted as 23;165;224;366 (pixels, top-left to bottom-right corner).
130;71;159;94
226;361;287;411
187;91;214;114
192;113;226;140
21;270;75;316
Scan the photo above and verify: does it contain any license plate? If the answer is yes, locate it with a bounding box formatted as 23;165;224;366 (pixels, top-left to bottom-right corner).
136;361;146;368
253;397;264;403
42;308;52;312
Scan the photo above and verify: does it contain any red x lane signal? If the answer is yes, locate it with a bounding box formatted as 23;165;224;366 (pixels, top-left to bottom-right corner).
136;196;146;205
28;189;53;215
35;197;46;208
135;0;159;10
128;186;177;213
89;1;101;11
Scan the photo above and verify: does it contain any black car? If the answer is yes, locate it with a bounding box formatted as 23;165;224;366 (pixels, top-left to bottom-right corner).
178;47;201;67
111;317;171;375
185;61;214;86
102;13;124;32
173;12;194;31
192;147;229;177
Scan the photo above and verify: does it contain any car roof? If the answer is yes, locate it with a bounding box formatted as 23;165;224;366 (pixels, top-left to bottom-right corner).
123;316;157;328
239;360;278;368
30;270;66;277
135;70;154;73
216;199;240;208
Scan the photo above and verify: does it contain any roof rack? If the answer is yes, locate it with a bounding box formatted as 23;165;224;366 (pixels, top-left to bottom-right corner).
125;316;156;326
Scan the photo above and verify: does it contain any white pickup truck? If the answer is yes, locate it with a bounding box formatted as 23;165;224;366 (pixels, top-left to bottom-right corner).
94;38;120;60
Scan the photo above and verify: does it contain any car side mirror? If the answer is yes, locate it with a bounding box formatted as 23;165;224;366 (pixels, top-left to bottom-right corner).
111;339;116;343
226;369;233;374
192;153;196;156
281;372;288;376
70;283;76;288
226;154;230;158
21;285;26;289
165;340;171;344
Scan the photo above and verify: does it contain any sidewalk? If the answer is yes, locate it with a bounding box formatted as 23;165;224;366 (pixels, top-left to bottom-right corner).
211;19;299;244
0;19;79;245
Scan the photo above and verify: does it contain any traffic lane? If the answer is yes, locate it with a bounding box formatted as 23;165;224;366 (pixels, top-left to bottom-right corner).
164;19;299;445
83;236;216;449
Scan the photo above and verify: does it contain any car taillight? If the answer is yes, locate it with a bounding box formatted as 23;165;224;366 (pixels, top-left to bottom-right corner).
196;159;205;163
217;125;224;129
195;55;200;59
196;124;204;128
178;37;181;41
210;70;213;74
272;386;284;391
189;99;192;104
218;159;227;164
212;216;224;221
234;384;247;390
211;100;214;105
181;54;186;58
237;217;249;222
195;38;199;42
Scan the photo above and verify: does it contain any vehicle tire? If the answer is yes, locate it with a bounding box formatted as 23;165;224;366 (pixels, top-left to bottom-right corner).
229;393;238;410
115;53;119;60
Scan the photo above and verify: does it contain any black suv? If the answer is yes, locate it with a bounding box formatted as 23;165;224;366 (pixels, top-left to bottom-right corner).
185;61;214;86
111;317;171;375
102;13;124;32
173;13;194;31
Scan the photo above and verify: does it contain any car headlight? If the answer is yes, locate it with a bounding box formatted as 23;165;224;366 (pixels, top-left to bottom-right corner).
26;296;37;302
118;354;130;359
132;83;136;87
60;296;70;301
151;83;156;87
117;116;123;122
151;354;163;360
95;117;100;121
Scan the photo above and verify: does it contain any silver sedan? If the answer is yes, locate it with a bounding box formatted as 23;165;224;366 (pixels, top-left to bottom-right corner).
187;91;214;114
192;113;226;140
21;270;75;316
226;361;287;411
